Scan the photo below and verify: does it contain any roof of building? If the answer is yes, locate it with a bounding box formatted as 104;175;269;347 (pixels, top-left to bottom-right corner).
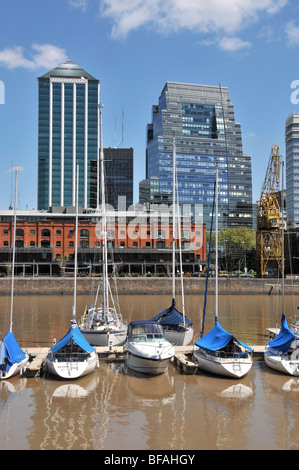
39;60;98;81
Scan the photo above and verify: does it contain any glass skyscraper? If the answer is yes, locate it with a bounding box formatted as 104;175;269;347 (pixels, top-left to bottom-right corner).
102;147;134;210
146;82;253;228
38;60;99;210
285;113;299;227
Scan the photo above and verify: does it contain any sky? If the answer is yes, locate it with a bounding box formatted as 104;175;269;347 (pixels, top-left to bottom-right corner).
0;0;299;211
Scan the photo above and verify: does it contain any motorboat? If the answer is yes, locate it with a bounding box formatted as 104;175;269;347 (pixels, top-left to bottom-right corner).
123;321;175;375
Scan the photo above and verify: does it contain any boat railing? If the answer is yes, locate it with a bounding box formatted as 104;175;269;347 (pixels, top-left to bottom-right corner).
50;351;90;362
197;346;251;360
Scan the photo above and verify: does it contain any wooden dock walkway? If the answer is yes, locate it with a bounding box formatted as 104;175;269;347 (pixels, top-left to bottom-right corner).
24;344;266;377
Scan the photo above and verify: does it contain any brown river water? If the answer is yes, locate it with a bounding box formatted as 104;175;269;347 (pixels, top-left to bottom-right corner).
1;292;299;451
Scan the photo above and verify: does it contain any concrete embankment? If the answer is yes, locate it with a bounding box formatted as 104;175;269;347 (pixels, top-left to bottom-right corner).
0;276;298;295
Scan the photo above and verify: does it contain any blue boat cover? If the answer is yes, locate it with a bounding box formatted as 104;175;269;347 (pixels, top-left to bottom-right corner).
194;319;252;352
150;300;193;326
51;324;95;353
0;331;27;373
267;313;297;353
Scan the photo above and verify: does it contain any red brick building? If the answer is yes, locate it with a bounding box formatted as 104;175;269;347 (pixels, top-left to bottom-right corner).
0;208;206;276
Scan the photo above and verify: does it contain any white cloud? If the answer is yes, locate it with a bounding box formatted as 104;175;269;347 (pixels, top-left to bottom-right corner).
0;44;67;70
218;36;252;51
69;0;88;11
286;20;299;45
99;0;288;39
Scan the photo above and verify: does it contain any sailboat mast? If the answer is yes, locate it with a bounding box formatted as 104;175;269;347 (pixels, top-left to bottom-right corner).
73;163;79;320
100;105;108;315
172;133;176;301
176;180;186;326
215;164;219;323
281;160;285;314
9;169;18;332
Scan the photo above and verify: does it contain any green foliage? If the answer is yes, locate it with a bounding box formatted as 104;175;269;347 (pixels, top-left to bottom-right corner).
219;227;256;251
207;227;256;250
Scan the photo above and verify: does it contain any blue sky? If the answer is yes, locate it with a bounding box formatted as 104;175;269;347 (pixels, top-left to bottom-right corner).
0;0;299;211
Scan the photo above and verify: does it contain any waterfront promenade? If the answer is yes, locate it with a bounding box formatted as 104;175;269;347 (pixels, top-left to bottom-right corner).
0;275;298;295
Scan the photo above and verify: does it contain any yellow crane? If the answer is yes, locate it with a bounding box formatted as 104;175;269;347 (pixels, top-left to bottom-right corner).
256;145;282;277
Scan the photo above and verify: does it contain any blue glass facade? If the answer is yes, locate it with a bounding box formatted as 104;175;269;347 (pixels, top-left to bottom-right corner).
146;82;253;228
38;60;99;210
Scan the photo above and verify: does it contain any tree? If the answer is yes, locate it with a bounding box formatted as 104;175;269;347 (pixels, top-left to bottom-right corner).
207;227;256;272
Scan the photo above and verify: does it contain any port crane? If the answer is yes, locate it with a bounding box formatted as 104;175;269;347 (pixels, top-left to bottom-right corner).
256;145;283;277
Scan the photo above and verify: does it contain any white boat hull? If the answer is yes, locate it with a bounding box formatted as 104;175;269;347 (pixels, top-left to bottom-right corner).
124;342;175;375
193;347;253;378
264;346;299;376
44;351;98;380
163;326;194;346
0;354;29;380
80;328;127;347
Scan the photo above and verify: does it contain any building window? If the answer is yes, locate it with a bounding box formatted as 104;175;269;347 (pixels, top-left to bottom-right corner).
3;230;8;235
69;241;74;247
133;242;138;247
30;230;35;235
80;229;89;237
41;240;50;248
30;241;35;247
182;230;190;238
80;240;89;248
156;229;165;238
107;229;115;238
56;241;61;247
16;229;24;237
41;229;50;237
56;230;61;235
3;240;8;246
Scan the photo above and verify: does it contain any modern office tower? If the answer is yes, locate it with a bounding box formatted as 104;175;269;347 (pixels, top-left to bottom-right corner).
38;60;99;210
100;147;134;210
139;176;159;204
285;113;299;227
146;82;253;228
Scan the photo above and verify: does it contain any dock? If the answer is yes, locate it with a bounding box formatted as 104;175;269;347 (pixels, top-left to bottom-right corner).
24;344;266;377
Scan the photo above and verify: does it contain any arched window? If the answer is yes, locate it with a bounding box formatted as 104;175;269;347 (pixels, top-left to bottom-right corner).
16;228;24;237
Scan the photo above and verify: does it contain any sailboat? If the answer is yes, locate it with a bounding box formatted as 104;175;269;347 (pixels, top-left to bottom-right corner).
192;164;253;378
44;165;98;379
123;320;175;375
79;104;127;347
264;160;299;376
0;168;29;380
150;134;193;346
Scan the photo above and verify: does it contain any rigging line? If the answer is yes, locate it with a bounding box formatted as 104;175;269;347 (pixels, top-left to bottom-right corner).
201;177;216;338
